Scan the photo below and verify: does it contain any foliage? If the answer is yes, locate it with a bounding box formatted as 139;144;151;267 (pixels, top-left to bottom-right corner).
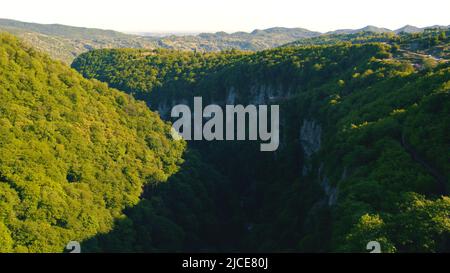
72;35;450;252
1;28;449;253
0;33;185;252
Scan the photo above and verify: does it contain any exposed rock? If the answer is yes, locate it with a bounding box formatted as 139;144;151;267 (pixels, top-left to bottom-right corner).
156;98;188;119
157;102;170;119
226;87;237;104
318;163;338;206
300;119;322;159
300;119;322;176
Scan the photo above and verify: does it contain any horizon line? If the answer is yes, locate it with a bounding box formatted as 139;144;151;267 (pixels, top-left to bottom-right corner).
1;17;449;36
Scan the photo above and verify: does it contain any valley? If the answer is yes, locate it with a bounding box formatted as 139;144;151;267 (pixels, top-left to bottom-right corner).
72;29;450;252
0;20;449;253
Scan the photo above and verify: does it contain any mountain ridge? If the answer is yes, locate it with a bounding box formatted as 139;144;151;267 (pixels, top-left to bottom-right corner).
1;18;449;63
3;18;449;38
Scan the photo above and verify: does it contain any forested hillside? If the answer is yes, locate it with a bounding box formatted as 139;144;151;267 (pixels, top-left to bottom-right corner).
284;28;450;59
0;33;185;252
0;27;448;252
73;33;450;252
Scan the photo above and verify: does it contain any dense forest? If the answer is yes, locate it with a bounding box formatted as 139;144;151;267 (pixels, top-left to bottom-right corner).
0;33;185;252
72;30;450;252
0;26;449;252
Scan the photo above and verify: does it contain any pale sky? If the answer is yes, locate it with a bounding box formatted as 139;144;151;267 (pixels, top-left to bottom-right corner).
1;0;449;33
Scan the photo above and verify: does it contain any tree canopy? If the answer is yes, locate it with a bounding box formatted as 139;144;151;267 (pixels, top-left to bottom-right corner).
0;33;185;252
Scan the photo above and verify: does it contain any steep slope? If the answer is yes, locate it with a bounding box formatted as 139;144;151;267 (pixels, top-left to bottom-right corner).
0;33;184;252
73;39;450;252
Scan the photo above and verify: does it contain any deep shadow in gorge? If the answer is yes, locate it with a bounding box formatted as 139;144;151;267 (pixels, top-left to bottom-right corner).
79;87;336;252
81;148;247;252
80;126;331;252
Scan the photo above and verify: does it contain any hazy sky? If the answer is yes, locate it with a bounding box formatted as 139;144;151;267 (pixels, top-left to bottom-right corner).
1;0;449;33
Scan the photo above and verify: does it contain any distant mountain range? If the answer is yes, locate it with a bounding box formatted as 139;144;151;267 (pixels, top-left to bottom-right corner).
203;27;321;39
0;18;448;63
328;24;449;35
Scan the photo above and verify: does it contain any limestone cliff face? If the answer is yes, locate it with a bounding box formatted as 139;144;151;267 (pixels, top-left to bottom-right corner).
156;101;171;119
153;83;289;118
247;84;288;105
155;98;189;119
318;164;338;206
299;119;338;206
300;120;322;159
300;119;322;176
226;87;237;104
